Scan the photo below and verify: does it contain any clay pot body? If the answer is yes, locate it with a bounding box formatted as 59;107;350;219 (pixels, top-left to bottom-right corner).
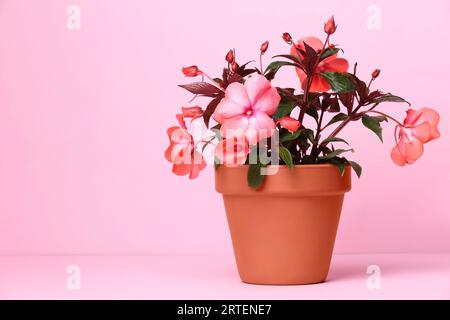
215;164;351;285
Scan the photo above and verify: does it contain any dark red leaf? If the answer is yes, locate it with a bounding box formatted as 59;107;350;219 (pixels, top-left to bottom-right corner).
338;92;355;113
366;90;384;102
203;94;224;127
302;42;319;75
178;82;223;97
227;72;244;84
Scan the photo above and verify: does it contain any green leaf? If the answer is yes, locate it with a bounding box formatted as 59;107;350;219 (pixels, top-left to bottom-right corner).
305;107;319;122
273;98;296;120
362;114;384;142
321;136;349;145
320;72;356;93
372;93;410;106
326;113;348;127
319;47;340;61
304;129;315;143
247;163;265;190
279;146;293;168
322;148;354;159
264;61;299;74
329;158;346;176
348;161;362;178
280;130;302;142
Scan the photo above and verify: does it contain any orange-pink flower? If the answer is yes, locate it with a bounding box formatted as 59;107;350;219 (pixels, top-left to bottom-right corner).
278;116;301;132
213;74;280;144
290;37;349;92
164;116;206;179
391;107;440;166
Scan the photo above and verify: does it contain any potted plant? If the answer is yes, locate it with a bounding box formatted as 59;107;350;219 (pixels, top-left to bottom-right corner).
164;16;440;285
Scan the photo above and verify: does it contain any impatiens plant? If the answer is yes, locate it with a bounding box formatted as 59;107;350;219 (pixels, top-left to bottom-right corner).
166;16;440;189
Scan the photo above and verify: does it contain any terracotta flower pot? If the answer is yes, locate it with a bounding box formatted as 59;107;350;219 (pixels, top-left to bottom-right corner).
215;164;351;285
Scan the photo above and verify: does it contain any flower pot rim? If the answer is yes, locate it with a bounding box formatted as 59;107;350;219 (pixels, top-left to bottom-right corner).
215;163;351;195
219;163;349;169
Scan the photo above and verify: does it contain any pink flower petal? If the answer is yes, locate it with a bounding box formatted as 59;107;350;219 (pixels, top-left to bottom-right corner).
322;58;349;73
189;151;206;179
172;163;191;176
404;138;424;164
220;115;249;139
215;138;249;167
404;107;440;141
308;74;332;92
244;74;271;107
225;82;250;107
391;142;407;166
214;98;246;123
252;86;280;115
248;111;276;143
411;121;431;143
293;37;324;53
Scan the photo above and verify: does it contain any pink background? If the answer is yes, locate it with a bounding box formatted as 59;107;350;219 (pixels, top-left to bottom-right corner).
0;0;449;255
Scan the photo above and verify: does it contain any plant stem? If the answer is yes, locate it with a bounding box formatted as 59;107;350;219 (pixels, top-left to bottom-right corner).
298;34;330;125
201;73;223;91
317;107;403;152
310;108;325;158
260;53;263;74
366;110;403;126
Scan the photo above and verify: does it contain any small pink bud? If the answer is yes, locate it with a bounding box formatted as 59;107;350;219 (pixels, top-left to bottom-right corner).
231;62;239;72
260;41;269;54
372;69;381;79
324;16;337;35
225;49;234;64
282;32;293;45
182;65;202;77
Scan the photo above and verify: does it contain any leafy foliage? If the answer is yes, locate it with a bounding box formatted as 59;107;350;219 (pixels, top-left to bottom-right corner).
320;72;355;93
361;114;385;142
175;19;412;188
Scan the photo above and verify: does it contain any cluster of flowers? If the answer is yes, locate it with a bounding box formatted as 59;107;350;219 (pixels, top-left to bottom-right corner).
165;16;440;186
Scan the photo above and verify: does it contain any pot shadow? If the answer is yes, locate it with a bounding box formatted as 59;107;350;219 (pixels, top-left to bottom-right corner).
327;254;448;283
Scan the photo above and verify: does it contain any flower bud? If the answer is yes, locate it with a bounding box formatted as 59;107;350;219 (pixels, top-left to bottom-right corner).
282;32;293;45
372;69;381;79
278;116;301;133
231;62;239;72
225;49;234;64
260;41;269;54
324;16;337;35
182;106;203;118
182;65;202;77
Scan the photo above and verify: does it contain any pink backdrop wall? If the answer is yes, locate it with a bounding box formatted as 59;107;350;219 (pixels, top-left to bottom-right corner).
0;0;449;255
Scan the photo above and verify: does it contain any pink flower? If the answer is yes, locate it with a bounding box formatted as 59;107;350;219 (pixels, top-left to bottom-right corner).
391;107;440;166
164;116;206;179
213;74;281;144
290;37;349;92
215;137;249;167
278;116;301;132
